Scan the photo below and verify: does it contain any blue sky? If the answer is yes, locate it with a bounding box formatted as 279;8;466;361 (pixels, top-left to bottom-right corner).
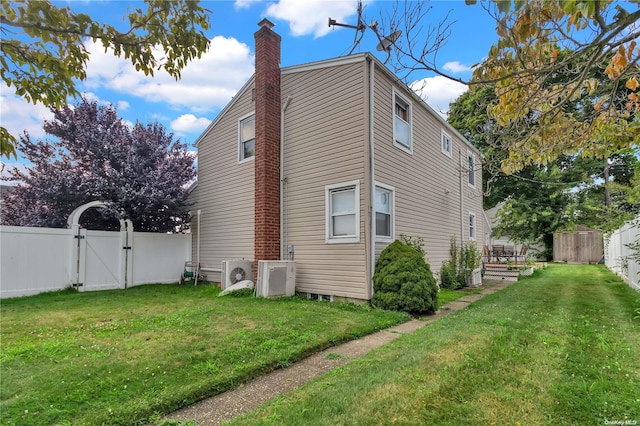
1;0;500;177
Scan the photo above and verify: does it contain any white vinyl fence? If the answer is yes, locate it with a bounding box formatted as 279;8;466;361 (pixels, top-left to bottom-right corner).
1;225;192;299
605;216;640;291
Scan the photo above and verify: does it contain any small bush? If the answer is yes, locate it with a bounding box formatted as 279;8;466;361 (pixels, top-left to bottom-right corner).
440;259;461;290
372;240;438;315
440;237;482;289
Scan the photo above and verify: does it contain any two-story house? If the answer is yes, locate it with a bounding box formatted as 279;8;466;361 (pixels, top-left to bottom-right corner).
190;19;483;302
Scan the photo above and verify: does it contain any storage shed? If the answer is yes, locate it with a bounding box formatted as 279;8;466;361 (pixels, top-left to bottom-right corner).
553;225;604;264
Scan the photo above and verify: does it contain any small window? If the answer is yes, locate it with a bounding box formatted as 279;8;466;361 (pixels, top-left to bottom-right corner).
469;213;477;240
467;152;476;187
375;184;394;241
239;114;255;162
441;130;452;157
393;90;412;153
326;181;360;244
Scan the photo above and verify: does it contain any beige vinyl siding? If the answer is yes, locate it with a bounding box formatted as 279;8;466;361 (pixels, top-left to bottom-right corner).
372;65;484;278
191;85;256;281
282;61;369;300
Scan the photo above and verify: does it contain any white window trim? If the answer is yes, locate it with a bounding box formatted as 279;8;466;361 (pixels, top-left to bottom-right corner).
467;151;476;188
469;212;477;241
325;180;360;244
238;111;255;164
441;129;452;158
392;89;413;154
375;182;395;243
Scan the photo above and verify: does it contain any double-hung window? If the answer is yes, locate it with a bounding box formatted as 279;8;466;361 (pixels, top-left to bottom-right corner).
441;129;452;157
326;181;360;243
469;213;477;240
375;183;394;241
393;90;412;153
238;113;255;163
467;152;476;187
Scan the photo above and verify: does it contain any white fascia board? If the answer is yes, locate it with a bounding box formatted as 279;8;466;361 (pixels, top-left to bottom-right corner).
282;53;367;75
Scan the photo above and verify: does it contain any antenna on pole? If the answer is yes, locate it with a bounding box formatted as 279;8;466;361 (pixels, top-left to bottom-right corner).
328;1;402;61
328;0;366;54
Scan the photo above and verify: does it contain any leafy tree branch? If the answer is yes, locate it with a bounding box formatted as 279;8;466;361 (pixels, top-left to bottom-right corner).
374;0;639;173
0;0;211;159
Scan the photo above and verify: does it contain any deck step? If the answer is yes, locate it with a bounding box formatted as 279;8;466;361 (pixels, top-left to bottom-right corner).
483;264;521;282
483;275;519;283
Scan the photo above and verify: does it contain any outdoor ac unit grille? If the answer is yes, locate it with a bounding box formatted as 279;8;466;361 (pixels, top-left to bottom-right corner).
256;260;296;298
230;267;246;284
221;260;253;290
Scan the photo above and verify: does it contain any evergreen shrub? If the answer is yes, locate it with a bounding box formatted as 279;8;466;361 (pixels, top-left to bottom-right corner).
372;240;438;315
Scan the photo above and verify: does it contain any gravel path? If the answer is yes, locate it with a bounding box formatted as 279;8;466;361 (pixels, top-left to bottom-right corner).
164;281;514;425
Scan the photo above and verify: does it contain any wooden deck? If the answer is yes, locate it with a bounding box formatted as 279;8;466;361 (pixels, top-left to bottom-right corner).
482;262;547;283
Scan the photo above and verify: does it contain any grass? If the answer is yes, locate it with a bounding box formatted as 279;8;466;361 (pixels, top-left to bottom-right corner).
228;265;640;425
437;287;483;307
0;283;410;425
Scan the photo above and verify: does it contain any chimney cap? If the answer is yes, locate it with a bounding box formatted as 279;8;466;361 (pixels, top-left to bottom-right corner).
258;18;275;30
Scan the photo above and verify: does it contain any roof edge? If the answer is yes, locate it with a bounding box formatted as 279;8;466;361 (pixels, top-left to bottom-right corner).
193;75;256;148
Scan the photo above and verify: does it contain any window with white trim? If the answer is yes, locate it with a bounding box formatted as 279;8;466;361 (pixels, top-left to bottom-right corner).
393;90;412;152
441;129;452;157
238;114;255;162
325;181;360;243
469;213;477;240
375;183;395;241
467;152;476;187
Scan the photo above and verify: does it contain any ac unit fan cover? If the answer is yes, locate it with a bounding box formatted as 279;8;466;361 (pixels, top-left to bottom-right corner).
230;267;247;284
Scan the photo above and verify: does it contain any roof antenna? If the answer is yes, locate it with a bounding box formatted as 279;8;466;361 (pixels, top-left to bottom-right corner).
369;20;402;63
328;1;402;61
328;0;366;54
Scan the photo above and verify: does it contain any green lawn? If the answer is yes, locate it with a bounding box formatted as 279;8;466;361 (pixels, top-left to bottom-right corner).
0;284;409;425
229;264;640;426
437;287;483;306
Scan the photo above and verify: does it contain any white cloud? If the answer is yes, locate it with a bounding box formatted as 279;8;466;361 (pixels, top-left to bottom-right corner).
171;114;212;133
83;36;254;113
443;61;472;74
266;0;359;38
117;100;130;111
81;91;100;103
410;76;468;118
234;0;260;9
0;88;55;140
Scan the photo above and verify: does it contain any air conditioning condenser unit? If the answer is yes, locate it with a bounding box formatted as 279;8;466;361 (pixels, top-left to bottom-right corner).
256;260;296;298
221;260;253;290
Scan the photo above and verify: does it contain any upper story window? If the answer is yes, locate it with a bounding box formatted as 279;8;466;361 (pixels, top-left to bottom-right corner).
467;151;476;188
441;129;452;157
238;113;255;163
325;180;360;244
393;90;412;153
375;183;395;242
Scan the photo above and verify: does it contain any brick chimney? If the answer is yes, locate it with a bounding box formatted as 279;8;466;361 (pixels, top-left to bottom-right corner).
254;18;281;270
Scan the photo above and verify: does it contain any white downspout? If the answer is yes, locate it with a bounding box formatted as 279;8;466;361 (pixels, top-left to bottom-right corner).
459;149;465;243
196;209;201;267
280;96;293;260
368;57;376;299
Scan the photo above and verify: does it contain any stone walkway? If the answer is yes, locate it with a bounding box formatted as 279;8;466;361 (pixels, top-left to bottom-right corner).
164;280;514;425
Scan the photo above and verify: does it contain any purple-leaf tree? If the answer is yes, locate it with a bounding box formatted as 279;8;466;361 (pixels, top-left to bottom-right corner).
1;99;196;232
